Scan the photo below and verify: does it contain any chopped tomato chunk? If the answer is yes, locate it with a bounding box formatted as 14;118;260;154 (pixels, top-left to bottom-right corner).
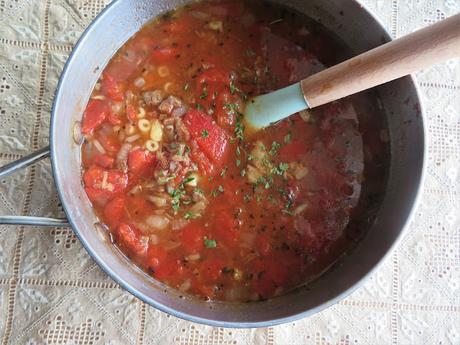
128;148;156;178
189;141;215;176
84;187;113;205
83;166;128;199
94;154;114;169
104;196;125;227
81;99;109;135
184;110;229;168
107;109;123;125
101;73;126;101
115;223;147;257
97;133;121;153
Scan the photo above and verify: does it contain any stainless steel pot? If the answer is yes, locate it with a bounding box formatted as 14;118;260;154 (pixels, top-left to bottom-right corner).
0;0;425;327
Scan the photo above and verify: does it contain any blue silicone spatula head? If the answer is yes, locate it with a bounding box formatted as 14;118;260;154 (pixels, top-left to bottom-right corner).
243;82;309;130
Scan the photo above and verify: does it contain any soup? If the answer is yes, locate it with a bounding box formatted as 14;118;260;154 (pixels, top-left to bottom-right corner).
80;0;388;301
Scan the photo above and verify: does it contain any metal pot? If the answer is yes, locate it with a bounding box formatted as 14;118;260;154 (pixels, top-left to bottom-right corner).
0;0;425;327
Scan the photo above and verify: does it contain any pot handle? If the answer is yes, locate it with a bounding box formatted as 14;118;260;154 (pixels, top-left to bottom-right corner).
0;146;69;227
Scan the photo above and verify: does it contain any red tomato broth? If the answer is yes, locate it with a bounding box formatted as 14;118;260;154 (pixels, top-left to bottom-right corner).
80;0;389;302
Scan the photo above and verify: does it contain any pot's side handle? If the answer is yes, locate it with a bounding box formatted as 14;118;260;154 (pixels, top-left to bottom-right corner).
0;146;69;227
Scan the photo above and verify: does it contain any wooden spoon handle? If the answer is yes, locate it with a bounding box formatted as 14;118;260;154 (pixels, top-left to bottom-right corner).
301;13;460;108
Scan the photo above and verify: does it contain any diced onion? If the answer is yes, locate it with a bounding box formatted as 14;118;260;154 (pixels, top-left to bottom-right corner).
179;279;192;292
186;253;201;261
171;219;189;231
73;121;83;145
92;139;106;154
91;95;105;100
137;107;146;119
129;185;142;195
247;165;262;184
146;214;170;230
233;268;243;281
292;163;308;180
298;27;310;36
208;20;223;32
147;195;168;207
189;201;206;215
149;234;159;245
190;11;209;20
125;134;141;143
158;66;170;78
163;241;181;251
185;173;199;187
299;109;312;122
138;119;151;134
150;120;163;142
164;82;174;93
145;140;159;152
125;124;137;135
294;203;308;215
112;102;123;114
116;143;132;171
134;77;146;88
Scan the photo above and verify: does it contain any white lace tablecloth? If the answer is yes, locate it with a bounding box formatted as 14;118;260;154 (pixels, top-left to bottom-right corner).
0;1;459;344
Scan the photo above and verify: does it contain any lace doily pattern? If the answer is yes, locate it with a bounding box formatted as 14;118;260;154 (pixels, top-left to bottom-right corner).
0;0;458;344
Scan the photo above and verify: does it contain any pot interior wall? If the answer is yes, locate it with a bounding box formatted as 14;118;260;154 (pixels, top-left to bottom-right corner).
51;0;424;327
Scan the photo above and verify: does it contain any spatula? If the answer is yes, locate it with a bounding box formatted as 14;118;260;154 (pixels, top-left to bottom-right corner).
244;13;460;129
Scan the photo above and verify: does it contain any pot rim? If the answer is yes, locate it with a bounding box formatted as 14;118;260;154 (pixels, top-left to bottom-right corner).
50;0;427;328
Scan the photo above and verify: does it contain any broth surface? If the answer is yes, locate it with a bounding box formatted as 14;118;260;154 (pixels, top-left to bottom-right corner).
80;0;389;301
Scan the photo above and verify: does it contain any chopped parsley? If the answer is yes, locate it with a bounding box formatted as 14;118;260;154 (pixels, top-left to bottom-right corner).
181;177;195;187
211;185;224;197
240;169;247;177
229;80;242;95
245;49;256;57
204;237;217;249
184;211;200;220
269;141;281;156
282;192;294;215
201;129;209;138
199;87;208;99
236;159;241;167
170;188;185;212
224;103;242;115
169;177;195;212
234;114;245;142
158;173;177;185
195;103;204;111
257;176;272;189
243;194;251;202
282;209;294;216
271;162;289;176
284;131;292;144
220;167;228;177
194;187;204;195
